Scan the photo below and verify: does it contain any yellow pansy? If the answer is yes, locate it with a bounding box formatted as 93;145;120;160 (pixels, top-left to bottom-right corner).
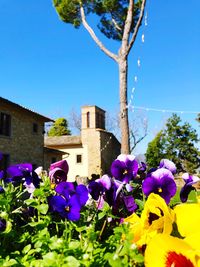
124;193;174;247
144;234;200;267
174;202;200;238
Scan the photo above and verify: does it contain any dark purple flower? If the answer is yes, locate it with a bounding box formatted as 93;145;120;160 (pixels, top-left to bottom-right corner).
159;159;177;174
0;218;6;232
6;163;40;188
142;168;177;204
0;170;4;179
180;173;200;203
49;160;69;184
88;175;111;201
111;154;139;183
49;195;81;221
123;195;137;213
88;181;103;200
76;184;89;206
55;181;88;207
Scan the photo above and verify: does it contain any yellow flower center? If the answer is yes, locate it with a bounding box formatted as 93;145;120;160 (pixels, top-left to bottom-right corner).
158;187;162;193
51;183;56;189
65;206;70;212
123;169;128;175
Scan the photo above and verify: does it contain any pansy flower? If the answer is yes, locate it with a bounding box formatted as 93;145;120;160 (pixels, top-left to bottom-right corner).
159;159;177;174
49;182;88;221
142;168;177;204
88;175;111;201
49;160;69;185
111;154;139;183
124;193;174;247
49;195;81;221
174;202;200;238
55;181;88;207
144;234;200;267
6;163;40;188
180;173;200;202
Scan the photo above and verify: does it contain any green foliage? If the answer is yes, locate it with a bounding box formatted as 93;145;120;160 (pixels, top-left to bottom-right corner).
48;117;71;136
53;0;143;41
0;175;144;266
146;114;200;173
145;131;165;169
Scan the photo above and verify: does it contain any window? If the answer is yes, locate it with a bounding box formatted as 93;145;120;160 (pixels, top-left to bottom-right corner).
76;154;82;164
0;112;11;136
86;112;90;128
0;154;10;172
33;123;38;133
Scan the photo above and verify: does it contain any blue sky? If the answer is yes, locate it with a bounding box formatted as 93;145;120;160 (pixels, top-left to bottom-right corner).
0;0;200;154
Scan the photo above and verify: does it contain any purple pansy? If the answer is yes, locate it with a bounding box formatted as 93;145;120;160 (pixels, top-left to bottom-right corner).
55;181;89;207
180;173;200;203
49;195;81;221
88;175;112;201
6;163;40;188
123;195;137;213
142;168;177;204
111;154;139;183
49;160;69;184
50;182;88;221
159;159;177;174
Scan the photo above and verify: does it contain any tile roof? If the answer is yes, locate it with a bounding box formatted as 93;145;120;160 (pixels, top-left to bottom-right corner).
44;135;82;146
0;96;54;122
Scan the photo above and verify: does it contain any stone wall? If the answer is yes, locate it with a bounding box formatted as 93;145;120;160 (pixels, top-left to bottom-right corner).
0;101;45;167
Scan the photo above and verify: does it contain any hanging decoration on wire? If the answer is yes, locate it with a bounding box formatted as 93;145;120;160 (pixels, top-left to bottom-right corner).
128;105;200;115
127;7;200;116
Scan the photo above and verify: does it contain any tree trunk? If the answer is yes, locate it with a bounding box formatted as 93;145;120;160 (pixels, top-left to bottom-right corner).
118;57;130;154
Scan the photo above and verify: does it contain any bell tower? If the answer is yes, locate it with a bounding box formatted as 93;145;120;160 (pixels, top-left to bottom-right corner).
81;105;105;130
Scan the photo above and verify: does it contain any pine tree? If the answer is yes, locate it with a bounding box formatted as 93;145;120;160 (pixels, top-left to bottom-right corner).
48;118;71;136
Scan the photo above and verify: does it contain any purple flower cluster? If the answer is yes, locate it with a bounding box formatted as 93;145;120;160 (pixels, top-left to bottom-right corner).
49;181;89;221
88;155;139;217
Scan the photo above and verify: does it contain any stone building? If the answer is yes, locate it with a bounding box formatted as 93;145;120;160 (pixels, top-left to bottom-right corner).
0;96;57;170
45;105;121;181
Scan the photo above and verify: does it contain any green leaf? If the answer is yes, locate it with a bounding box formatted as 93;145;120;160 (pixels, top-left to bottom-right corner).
68;240;80;250
24;198;38;207
65;256;80;267
3;259;18;266
22;244;31;254
37;204;49;215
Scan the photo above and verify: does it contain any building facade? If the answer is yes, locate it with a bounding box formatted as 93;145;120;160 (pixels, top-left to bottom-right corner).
0;97;54;170
45;105;121;181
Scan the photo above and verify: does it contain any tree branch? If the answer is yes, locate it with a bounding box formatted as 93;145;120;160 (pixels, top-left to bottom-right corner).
80;6;118;62
120;0;134;57
128;0;146;53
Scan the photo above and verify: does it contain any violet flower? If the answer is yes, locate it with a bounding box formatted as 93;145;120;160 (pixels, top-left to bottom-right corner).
159;159;177;174
180;173;200;203
142;168;177;204
55;181;89;207
88;175;111;201
49;182;89;221
49;195;81;221
6;163;40;188
49;160;69;184
111;154;139;183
